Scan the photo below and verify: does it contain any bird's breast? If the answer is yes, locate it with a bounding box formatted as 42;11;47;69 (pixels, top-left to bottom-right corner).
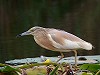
34;35;56;50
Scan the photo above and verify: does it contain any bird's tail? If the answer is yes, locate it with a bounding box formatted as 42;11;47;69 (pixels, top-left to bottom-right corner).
79;42;93;50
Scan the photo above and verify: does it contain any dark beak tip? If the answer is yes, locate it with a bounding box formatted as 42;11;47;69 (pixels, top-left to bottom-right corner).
16;34;22;38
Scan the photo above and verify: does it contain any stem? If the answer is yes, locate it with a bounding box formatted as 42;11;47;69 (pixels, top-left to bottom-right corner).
95;70;100;75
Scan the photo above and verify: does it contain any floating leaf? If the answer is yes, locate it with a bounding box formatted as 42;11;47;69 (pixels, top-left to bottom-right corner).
80;64;100;73
26;66;47;75
81;72;93;75
0;66;17;72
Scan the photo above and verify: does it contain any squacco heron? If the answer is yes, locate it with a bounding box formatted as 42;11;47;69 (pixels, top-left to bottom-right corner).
18;26;93;66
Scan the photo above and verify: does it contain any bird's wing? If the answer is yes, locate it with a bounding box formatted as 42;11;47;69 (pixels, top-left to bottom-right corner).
47;29;87;50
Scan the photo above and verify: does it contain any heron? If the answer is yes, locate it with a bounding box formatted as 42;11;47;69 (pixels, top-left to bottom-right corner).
18;26;93;66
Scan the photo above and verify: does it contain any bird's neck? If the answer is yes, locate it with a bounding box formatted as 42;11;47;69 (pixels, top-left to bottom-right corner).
32;29;47;36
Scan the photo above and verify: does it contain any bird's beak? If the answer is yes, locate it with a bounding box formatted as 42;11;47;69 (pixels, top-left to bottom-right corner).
16;31;31;37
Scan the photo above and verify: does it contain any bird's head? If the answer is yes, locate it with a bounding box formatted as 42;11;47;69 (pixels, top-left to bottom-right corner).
17;26;43;37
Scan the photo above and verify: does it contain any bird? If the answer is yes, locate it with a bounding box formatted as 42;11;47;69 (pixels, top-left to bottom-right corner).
18;26;93;66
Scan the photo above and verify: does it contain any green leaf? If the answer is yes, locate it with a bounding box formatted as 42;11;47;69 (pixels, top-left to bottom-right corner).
49;65;59;75
0;65;17;72
80;64;100;73
81;72;93;75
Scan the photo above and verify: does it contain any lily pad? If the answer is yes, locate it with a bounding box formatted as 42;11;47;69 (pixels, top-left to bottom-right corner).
80;64;100;73
0;66;15;72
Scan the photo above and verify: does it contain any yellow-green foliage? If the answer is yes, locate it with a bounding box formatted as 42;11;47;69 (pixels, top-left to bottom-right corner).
26;66;47;75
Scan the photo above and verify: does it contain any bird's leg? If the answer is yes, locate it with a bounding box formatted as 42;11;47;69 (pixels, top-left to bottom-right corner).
56;52;64;62
73;50;77;67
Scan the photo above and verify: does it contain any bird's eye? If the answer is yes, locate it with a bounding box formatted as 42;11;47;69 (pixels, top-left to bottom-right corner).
30;29;34;32
29;29;36;32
